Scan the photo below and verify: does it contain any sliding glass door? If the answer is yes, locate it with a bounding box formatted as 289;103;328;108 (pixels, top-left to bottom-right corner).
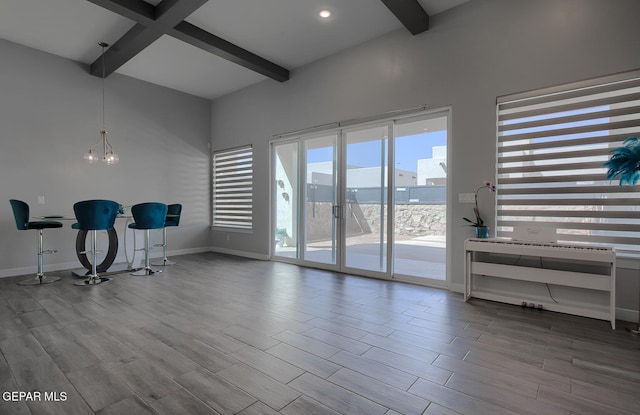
343;124;389;274
271;109;449;286
392;114;448;283
273;141;298;259
303;134;338;266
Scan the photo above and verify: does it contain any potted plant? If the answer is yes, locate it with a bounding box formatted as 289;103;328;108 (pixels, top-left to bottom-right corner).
463;180;496;238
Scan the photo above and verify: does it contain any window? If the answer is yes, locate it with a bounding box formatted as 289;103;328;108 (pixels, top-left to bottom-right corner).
497;72;640;254
212;146;253;230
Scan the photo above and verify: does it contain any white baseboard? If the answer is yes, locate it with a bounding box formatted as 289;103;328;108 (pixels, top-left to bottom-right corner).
163;247;211;257
0;246;212;280
616;307;639;324
0;261;80;279
209;246;269;261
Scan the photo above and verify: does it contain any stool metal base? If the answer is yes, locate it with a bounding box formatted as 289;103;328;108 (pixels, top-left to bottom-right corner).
74;276;112;286
19;231;59;286
131;267;162;276
151;258;176;266
18;275;60;285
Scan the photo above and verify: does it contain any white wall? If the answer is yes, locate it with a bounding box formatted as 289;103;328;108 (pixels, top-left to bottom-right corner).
209;0;640;317
0;38;212;276
418;146;447;185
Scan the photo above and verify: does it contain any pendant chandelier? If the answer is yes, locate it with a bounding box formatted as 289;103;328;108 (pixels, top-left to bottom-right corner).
84;42;119;165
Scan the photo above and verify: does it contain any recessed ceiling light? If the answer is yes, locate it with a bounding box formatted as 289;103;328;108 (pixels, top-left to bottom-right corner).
318;9;332;18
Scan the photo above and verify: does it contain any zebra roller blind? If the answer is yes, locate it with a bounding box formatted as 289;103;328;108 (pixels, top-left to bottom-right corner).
212;146;253;230
496;72;640;254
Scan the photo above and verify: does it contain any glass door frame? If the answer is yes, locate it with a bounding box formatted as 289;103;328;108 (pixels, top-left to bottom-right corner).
390;111;450;289
339;121;393;281
269;123;394;280
301;131;341;271
270;131;344;273
270;107;451;288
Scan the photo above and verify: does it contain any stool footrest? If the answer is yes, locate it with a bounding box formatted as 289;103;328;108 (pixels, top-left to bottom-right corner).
41;249;57;255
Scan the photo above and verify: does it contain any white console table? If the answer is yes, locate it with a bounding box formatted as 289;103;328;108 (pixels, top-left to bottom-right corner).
464;238;616;329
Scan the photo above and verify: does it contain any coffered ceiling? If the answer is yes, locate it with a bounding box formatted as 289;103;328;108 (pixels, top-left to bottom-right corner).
0;0;469;99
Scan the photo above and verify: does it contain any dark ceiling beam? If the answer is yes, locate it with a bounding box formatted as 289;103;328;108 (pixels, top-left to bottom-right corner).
88;0;205;77
87;0;155;24
381;0;430;35
87;0;290;82
172;22;289;82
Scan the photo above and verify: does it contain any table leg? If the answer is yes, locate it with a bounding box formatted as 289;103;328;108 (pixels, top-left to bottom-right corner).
75;229;118;273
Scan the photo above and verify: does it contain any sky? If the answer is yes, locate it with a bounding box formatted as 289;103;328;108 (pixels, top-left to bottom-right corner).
307;130;447;172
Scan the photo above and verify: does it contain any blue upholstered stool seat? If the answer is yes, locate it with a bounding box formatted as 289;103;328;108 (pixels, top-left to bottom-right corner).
72;199;120;286
10;199;63;285
129;202;168;276
27;221;64;230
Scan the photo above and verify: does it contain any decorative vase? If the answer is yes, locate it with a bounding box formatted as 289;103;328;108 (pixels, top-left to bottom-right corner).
475;226;490;238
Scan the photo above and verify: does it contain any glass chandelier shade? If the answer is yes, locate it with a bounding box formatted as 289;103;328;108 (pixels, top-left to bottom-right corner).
84;130;118;164
84;42;119;165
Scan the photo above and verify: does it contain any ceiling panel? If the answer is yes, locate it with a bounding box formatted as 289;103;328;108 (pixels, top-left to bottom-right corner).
117;35;267;99
0;0;134;64
185;0;402;68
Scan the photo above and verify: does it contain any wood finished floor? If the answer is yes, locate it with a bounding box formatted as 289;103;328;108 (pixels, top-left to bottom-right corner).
1;252;639;415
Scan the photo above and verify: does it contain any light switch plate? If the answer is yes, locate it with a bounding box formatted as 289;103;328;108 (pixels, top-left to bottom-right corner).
37;195;45;205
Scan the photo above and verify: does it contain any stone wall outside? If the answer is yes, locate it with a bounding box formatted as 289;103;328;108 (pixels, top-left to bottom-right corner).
361;203;446;236
304;202;446;242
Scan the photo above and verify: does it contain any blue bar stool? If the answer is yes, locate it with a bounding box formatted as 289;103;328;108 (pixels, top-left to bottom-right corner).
10;199;63;285
72;199;120;286
152;203;182;266
129;202;168;276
